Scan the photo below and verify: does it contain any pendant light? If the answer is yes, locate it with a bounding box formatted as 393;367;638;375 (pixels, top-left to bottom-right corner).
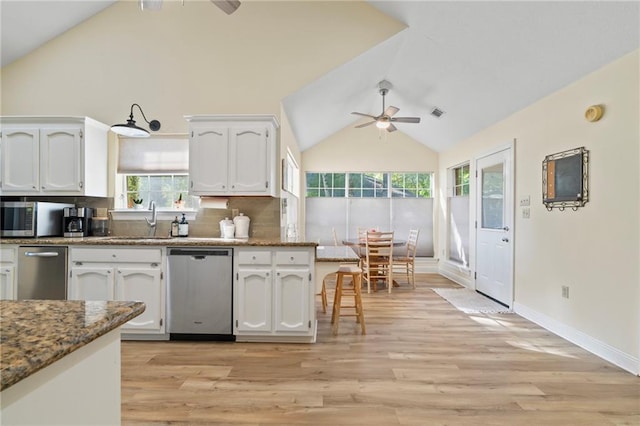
111;104;161;138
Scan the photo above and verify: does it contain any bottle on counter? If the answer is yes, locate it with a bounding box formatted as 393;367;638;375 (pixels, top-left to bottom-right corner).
219;217;233;238
171;216;180;237
233;213;250;239
178;213;189;237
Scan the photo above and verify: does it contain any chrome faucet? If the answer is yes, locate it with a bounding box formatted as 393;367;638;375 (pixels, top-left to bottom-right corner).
145;201;157;236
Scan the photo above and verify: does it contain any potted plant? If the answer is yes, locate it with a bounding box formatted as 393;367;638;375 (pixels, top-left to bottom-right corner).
132;197;144;210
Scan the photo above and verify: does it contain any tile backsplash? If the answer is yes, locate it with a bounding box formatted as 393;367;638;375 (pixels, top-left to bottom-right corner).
110;197;281;238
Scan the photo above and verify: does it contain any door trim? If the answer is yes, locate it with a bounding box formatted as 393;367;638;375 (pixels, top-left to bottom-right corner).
473;140;515;307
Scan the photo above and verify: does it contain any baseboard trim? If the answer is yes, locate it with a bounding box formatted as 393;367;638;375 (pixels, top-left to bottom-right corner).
439;261;472;288
514;302;639;375
414;258;439;274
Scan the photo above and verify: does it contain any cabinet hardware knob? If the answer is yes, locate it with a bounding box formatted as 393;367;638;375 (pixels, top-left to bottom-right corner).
501;238;509;242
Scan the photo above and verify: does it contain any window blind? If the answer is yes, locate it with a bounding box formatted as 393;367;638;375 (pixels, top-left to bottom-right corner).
117;136;188;173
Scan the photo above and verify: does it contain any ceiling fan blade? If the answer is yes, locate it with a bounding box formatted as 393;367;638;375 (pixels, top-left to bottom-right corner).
387;123;398;133
351;112;377;119
211;0;241;14
355;120;376;128
390;117;421;123
384;106;399;117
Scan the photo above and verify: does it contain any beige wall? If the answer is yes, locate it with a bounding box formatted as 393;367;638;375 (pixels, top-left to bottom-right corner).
1;1;403;125
1;0;403;235
438;50;640;366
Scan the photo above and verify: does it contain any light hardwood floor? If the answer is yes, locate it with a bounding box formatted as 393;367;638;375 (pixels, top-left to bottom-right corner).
122;274;639;425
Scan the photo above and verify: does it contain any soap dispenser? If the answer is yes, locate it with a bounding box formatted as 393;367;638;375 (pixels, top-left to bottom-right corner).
178;213;189;237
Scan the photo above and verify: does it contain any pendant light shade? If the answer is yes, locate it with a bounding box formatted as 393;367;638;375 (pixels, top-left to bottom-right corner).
111;104;161;138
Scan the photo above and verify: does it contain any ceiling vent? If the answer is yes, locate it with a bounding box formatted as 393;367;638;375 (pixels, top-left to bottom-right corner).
430;108;445;118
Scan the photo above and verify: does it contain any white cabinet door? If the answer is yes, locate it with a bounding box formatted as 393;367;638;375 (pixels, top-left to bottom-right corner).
69;266;115;300
40;128;83;193
115;267;163;332
236;268;272;332
229;126;269;194
0;266;16;300
274;268;311;333
1;128;39;193
189;127;229;194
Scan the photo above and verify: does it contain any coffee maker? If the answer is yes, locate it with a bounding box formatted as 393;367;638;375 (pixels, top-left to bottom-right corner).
63;207;93;238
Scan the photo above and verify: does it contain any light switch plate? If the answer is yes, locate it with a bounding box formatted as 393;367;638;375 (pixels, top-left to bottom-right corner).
520;196;530;206
522;207;531;219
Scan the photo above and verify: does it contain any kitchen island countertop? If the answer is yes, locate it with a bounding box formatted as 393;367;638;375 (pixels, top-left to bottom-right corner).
0;300;145;391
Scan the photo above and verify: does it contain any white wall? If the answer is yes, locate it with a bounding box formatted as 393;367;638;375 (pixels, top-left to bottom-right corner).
438;50;640;373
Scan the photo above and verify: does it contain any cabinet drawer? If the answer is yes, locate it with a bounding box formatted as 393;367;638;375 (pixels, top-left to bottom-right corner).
0;247;17;263
237;250;271;265
71;248;162;263
275;251;310;266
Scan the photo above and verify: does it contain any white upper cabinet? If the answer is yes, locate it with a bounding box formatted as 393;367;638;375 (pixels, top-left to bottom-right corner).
186;115;279;197
0;116;109;196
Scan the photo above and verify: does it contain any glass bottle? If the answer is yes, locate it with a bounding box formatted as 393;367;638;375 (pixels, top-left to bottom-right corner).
178;213;189;237
171;216;180;237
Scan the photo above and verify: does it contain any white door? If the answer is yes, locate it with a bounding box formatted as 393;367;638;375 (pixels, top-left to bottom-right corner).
274;268;310;333
1;128;40;193
475;146;513;306
189;127;229;193
115;267;163;332
40;128;83;193
229;127;268;193
235;268;272;332
0;266;15;300
69;266;115;300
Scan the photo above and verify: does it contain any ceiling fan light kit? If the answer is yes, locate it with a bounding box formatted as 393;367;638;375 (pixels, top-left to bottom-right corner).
352;80;421;133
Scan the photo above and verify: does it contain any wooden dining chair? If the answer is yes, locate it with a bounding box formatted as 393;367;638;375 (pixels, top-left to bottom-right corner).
392;229;419;288
362;230;394;293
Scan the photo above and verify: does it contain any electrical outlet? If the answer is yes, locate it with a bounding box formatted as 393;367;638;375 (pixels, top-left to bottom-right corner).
519;196;530;206
562;285;570;299
232;208;239;218
522;207;530;219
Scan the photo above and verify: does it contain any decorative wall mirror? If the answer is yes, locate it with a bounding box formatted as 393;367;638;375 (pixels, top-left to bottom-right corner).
542;146;589;211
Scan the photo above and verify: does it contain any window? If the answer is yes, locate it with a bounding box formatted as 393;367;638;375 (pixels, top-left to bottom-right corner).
125;174;194;209
305;171;434;256
116;135;195;209
306;173;346;197
306;172;432;199
448;163;470;266
453;164;470;196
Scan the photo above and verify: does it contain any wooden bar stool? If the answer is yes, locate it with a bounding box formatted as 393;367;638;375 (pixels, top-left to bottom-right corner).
331;264;365;335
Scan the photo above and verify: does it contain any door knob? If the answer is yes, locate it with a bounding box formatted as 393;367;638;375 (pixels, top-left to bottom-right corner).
503;226;510;231
501;237;509;242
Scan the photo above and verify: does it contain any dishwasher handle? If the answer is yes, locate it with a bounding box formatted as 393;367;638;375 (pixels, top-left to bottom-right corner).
168;248;231;257
24;251;60;258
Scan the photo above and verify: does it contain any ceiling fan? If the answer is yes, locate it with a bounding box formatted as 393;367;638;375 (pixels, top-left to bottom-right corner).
140;0;241;15
351;80;421;132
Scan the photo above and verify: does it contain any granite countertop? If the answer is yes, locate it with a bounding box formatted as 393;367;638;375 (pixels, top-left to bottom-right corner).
0;300;145;391
0;236;317;247
315;245;360;262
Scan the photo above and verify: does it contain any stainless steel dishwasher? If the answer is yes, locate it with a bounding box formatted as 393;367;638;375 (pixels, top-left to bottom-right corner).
18;246;68;300
167;247;234;341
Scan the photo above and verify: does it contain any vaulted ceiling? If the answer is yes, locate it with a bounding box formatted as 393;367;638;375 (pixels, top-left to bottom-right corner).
2;1;639;153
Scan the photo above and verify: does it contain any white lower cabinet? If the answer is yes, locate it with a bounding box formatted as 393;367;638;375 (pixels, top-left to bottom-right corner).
0;246;17;300
69;247;165;335
234;247;315;342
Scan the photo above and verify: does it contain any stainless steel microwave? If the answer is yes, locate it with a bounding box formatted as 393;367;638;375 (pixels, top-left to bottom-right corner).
0;201;74;237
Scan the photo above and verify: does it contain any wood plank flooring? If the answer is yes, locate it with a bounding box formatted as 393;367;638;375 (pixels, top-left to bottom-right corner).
121;274;640;425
